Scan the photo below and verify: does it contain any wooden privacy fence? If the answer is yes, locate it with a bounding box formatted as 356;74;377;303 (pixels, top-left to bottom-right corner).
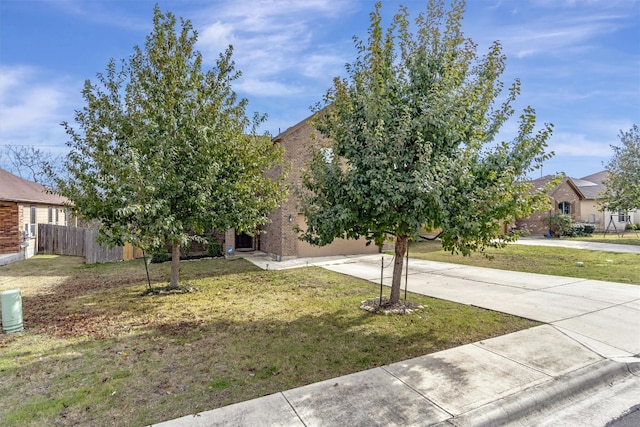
38;224;142;264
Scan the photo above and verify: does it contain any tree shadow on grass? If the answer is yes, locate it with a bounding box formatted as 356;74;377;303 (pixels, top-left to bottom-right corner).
0;306;470;427
0;263;532;426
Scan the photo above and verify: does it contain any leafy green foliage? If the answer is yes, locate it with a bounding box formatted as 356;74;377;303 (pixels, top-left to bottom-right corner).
601;124;640;212
542;213;572;237
206;241;223;257
299;0;553;303
56;6;285;286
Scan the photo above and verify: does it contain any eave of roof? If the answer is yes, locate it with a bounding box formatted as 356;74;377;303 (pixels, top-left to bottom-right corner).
0;168;68;206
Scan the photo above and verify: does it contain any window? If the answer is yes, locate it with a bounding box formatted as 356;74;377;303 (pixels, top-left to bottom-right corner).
55;208;59;224
618;211;629;222
29;206;37;237
558;201;571;215
48;207;53;223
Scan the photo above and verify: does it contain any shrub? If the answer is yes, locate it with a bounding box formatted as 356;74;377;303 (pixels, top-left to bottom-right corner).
568;223;594;237
150;249;171;263
625;223;634;230
542;213;572;237
206;241;223;257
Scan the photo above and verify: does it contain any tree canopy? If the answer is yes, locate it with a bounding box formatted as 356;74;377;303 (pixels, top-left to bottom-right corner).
57;6;286;287
601;124;640;213
298;0;553;304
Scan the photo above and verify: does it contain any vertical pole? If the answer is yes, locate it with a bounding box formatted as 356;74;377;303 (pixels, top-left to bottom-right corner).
142;250;152;289
380;256;384;306
404;244;409;301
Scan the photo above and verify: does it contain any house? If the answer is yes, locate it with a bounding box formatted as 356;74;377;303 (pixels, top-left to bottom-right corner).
224;114;380;260
516;171;639;235
0;168;70;259
574;170;639;231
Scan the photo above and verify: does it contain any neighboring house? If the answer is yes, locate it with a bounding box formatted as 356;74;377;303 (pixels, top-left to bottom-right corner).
574;170;639;231
516;171;639;235
0;168;70;258
224;114;380;260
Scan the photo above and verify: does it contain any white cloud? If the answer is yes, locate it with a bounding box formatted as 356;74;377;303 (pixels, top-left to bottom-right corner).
235;78;304;97
193;0;357;97
502;15;621;59
44;0;151;32
301;53;347;80
199;21;236;53
549;132;614;157
0;65;76;148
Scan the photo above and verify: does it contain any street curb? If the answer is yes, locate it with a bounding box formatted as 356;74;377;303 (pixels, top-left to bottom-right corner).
436;359;640;427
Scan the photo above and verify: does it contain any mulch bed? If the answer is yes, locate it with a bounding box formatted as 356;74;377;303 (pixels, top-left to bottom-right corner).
360;298;424;315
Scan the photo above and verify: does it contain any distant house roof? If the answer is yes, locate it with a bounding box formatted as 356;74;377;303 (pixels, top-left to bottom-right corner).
530;174;586;199
569;170;608;200
0;168;68;205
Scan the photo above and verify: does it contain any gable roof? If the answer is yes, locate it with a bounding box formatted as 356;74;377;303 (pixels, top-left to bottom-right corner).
569;170;608;200
531;175;586;199
0;168;68;205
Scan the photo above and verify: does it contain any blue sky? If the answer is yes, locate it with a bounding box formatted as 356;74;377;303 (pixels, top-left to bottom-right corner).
1;0;638;179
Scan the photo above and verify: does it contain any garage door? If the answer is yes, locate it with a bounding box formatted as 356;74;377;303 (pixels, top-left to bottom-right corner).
296;214;380;257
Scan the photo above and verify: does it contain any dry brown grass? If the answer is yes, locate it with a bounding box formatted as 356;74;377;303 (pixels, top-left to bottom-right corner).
1;255;538;426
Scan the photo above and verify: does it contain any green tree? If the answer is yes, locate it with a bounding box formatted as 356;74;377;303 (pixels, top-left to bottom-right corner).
56;6;286;287
601;124;640;213
299;0;553;304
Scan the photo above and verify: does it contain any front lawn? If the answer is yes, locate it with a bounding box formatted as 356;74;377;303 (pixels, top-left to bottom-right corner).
0;255;538;426
568;234;640;246
409;240;640;285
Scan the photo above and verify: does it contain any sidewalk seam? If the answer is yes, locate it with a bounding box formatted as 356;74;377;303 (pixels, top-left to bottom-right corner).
447;359;633;427
281;392;308;427
550;324;633;359
380;365;454;419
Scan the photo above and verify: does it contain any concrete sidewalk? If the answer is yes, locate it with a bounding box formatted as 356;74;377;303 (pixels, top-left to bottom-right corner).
513;236;640;254
154;252;640;426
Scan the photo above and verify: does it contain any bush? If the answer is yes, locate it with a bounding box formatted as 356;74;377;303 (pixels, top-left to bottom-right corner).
206;241;223;257
542;213;572;237
625;223;634;230
568;223;594;237
150;249;171;263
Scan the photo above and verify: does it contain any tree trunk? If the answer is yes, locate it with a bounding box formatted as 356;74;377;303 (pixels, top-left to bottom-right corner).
170;242;180;288
390;235;408;304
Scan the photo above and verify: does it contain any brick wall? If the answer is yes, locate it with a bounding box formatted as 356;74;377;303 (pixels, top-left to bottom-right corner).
261;118;331;258
0;202;20;254
260;117;379;259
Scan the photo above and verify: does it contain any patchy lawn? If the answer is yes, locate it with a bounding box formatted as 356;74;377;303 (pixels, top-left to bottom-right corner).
0;255;538;427
409;240;640;285
568;234;640;246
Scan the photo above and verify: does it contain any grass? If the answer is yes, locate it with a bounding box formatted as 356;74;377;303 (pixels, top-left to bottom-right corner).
0;255;538;427
567;233;640;246
408;240;640;285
